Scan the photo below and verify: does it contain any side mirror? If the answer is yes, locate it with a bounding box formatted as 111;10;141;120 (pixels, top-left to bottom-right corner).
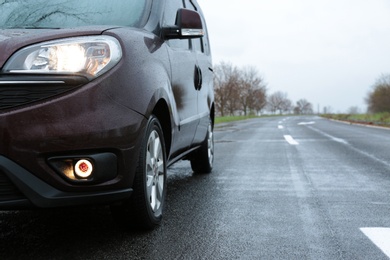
164;9;204;39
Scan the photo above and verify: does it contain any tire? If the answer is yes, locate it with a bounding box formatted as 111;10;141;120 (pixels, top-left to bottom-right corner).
111;115;167;230
190;119;214;174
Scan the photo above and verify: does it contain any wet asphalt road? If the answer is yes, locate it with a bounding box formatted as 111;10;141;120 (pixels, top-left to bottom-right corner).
1;116;390;259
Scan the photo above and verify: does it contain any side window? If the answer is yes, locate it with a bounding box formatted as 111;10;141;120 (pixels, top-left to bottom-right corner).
184;0;203;53
163;0;189;50
200;16;211;55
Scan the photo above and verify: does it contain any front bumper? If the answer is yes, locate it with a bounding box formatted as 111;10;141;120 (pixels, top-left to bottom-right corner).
0;156;132;209
0;67;148;209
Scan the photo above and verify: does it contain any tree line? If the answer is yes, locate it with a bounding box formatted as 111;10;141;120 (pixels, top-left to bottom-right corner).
366;74;390;113
214;62;313;116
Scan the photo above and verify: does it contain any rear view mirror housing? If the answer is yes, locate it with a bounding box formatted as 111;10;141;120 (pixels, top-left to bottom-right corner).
163;8;204;39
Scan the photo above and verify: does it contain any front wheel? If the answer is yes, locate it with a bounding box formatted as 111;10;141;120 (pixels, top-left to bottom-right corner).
111;115;167;230
190;119;214;174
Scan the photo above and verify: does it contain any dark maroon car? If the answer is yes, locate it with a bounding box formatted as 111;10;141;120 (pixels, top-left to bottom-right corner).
0;0;214;229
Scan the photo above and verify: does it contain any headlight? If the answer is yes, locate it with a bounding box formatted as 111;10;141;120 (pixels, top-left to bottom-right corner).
3;36;122;79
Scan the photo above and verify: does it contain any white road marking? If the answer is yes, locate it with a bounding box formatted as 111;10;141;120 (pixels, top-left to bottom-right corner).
284;135;299;145
361;228;390;258
278;125;284;129
308;126;349;144
298;121;316;125
308;126;390;168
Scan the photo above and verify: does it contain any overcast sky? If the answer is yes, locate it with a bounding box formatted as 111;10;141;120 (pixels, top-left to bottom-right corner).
198;0;390;113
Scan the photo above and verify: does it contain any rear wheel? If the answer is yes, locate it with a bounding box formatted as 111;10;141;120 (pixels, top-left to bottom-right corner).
190;119;214;174
111;115;167;230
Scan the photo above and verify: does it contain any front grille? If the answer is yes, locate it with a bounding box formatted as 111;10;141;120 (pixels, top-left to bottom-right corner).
0;170;25;201
0;85;74;110
0;75;88;111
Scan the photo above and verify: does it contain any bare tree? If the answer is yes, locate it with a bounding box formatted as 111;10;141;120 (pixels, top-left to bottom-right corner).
366;74;390;113
267;91;292;114
295;99;313;114
214;62;267;116
280;98;293;114
238;66;267;116
214;62;240;116
252;88;267;115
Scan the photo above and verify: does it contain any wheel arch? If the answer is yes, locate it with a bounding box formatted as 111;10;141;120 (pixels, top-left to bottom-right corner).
152;99;172;158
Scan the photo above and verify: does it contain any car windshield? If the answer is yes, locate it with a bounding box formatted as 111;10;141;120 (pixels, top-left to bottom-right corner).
0;0;149;28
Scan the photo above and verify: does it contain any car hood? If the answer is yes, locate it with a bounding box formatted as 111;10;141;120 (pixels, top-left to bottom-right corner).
0;26;117;69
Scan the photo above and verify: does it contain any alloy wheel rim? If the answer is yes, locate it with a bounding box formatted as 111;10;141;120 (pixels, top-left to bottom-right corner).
145;130;164;215
207;123;214;167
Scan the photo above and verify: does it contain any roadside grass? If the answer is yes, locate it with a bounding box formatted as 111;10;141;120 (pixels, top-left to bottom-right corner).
322;112;390;126
215;113;390;127
215;115;260;124
215;114;290;124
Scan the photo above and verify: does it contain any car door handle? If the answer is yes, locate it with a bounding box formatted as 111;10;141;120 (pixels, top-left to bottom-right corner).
194;65;202;91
